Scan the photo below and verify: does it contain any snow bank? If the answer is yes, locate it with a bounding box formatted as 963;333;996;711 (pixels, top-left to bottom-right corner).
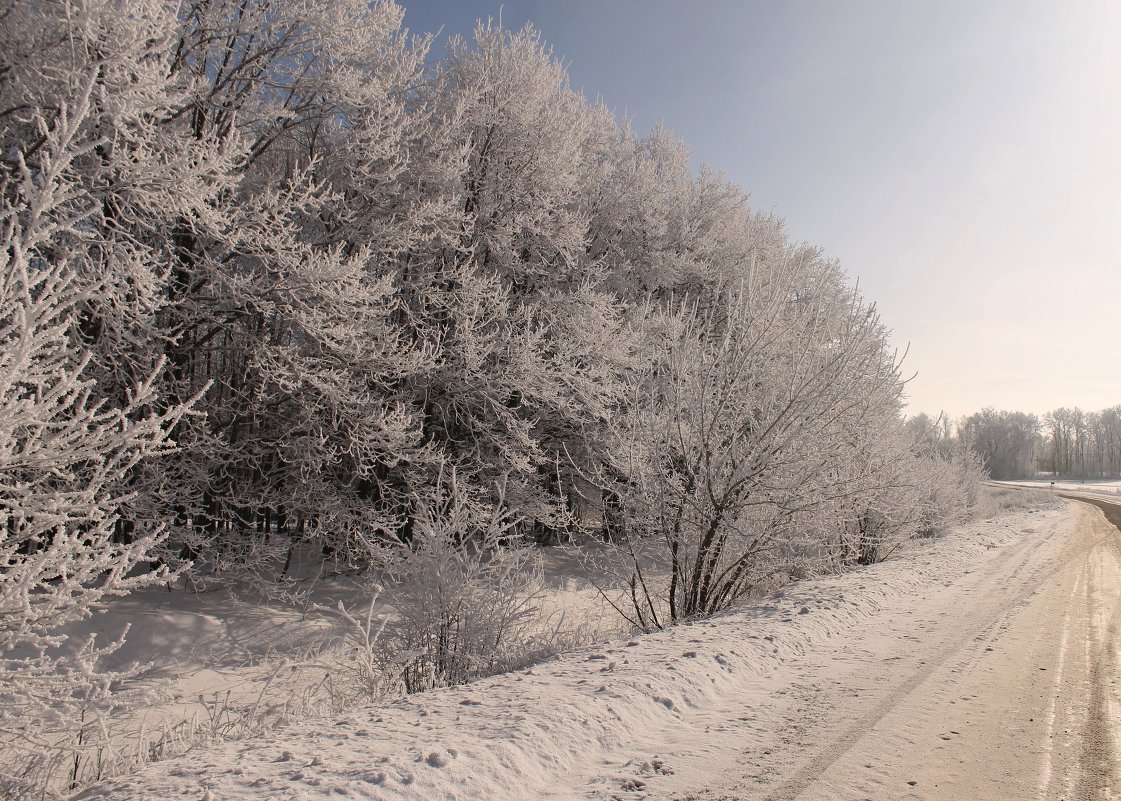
81;502;1068;801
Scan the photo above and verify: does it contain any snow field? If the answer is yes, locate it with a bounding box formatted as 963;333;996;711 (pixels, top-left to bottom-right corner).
83;501;1067;801
27;546;632;790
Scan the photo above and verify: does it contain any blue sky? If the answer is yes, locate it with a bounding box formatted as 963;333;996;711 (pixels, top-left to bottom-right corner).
401;1;1121;422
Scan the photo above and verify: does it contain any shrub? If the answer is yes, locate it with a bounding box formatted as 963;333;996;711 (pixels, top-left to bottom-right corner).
384;471;544;692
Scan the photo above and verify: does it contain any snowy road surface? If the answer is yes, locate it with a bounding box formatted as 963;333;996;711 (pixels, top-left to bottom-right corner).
86;499;1119;801
685;494;1121;801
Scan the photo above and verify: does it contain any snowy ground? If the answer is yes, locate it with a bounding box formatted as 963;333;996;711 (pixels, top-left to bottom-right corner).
76;493;1083;801
36;543;632;783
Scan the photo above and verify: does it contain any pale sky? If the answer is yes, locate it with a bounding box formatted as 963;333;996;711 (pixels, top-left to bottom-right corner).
402;1;1121;422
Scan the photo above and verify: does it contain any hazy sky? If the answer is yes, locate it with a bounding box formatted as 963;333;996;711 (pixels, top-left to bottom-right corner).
401;1;1120;422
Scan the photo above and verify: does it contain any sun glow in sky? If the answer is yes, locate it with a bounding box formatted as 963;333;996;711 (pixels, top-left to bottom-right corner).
402;0;1120;422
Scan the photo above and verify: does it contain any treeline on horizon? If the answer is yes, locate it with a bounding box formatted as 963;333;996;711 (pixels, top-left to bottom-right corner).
910;406;1121;481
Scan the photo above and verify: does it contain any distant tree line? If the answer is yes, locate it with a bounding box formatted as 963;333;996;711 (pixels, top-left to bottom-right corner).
926;406;1121;480
1039;406;1121;478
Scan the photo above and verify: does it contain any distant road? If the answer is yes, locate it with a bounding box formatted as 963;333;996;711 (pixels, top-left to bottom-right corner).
999;479;1121;501
674;497;1121;801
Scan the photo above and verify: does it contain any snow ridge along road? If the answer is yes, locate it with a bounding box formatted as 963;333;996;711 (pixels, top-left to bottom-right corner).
87;500;1116;801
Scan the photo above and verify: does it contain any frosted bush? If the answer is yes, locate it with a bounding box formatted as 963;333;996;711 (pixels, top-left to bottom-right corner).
384;471;544;692
0;87;198;797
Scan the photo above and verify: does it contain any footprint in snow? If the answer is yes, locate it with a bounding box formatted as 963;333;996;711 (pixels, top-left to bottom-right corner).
636;757;674;776
426;749;458;768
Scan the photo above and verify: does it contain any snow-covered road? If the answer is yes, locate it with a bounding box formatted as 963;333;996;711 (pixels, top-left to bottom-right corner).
688;495;1121;801
84;498;1117;801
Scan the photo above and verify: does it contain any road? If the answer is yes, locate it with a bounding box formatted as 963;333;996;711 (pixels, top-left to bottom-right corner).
675;496;1121;801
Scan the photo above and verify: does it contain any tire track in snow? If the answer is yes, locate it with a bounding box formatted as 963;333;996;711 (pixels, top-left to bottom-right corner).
1074;501;1121;801
688;512;1072;801
772;499;1121;801
755;560;1055;801
685;501;1118;801
1037;570;1080;800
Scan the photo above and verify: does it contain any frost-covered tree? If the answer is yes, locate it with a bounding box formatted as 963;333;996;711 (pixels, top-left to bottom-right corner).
382;467;543;692
826;420;952;567
0;0;989;682
35;0;446;571
0;83;196;798
149;0;435;568
583;124;751;301
904;412;954;452
1082;406;1121;478
958;408;1042;480
604;251;907;626
0;0;232;390
0;0;237;579
389;21;635;539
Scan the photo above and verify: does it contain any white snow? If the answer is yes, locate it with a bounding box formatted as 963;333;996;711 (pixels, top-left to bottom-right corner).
998;478;1121;497
78;499;1069;801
